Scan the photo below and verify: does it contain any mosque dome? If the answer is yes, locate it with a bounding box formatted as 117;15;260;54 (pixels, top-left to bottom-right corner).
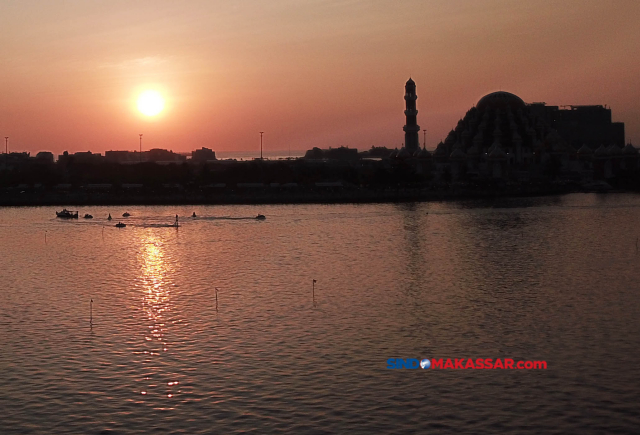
623;143;638;155
434;142;448;160
450;148;466;160
418;147;431;159
607;144;622;155
397;147;411;159
594;145;608;156
477;91;526;112
466;145;480;158
488;145;507;160
577;144;593;155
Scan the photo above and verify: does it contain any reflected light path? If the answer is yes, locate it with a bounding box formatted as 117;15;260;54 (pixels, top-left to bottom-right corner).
134;233;181;401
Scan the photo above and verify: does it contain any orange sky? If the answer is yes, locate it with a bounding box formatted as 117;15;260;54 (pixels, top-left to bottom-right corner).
1;0;639;156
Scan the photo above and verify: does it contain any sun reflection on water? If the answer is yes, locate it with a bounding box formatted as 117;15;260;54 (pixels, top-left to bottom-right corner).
134;234;180;400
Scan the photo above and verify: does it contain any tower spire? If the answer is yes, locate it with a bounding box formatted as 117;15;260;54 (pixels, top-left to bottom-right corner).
403;78;420;153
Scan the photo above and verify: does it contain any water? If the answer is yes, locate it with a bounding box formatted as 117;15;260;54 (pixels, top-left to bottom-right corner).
215;149;306;160
1;194;639;434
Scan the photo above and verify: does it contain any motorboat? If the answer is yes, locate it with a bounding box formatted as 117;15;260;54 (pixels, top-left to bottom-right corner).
84;214;93;219
115;222;126;228
56;209;78;219
256;214;266;220
122;212;131;217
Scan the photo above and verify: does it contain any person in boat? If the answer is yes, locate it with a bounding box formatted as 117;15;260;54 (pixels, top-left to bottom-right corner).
192;212;196;218
108;213;112;220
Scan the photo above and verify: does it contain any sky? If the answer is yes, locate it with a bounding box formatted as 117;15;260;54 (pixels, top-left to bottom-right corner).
1;0;640;156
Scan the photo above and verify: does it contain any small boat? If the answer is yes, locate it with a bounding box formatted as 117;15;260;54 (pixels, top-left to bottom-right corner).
84;214;93;219
56;209;78;219
256;214;266;220
122;212;131;217
107;213;112;220
115;222;126;228
192;212;197;218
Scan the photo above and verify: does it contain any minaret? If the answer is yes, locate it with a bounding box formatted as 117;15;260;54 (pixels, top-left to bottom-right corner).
403;78;420;153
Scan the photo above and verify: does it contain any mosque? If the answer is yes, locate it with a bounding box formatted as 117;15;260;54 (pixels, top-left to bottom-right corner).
393;78;638;181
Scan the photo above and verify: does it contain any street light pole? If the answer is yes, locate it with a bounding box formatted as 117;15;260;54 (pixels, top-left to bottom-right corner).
259;131;264;160
4;137;8;155
139;134;143;163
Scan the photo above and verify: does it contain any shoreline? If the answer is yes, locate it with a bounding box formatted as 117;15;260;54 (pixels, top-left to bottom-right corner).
0;184;628;207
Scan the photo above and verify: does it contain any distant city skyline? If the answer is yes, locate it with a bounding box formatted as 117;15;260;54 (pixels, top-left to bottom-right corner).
1;0;639;155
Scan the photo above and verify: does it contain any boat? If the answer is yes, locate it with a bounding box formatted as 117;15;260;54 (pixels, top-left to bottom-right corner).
256;214;266;220
122;212;131;217
56;209;78;219
115;222;126;228
84;214;93;219
107;214;112;220
192;212;197;218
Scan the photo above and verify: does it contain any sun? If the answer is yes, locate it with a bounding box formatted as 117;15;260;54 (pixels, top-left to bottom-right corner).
137;90;165;116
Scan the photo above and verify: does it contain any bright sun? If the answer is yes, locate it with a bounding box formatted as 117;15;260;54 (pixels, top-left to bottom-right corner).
137;90;165;116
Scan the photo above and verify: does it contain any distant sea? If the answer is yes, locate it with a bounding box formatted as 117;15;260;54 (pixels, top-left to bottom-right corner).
215;149;307;160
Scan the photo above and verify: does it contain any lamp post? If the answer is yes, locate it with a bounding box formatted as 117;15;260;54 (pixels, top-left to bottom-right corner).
4;137;8;154
139;134;143;163
259;131;264;160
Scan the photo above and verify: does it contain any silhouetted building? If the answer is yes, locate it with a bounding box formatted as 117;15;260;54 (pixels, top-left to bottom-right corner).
35;151;54;164
73;151;104;164
105;149;186;164
529;103;625;149
304;146;358;160
422;90;636;182
191;147;217;163
146;148;186;164
105;150;141;164
57;151;104;164
403;78;420;154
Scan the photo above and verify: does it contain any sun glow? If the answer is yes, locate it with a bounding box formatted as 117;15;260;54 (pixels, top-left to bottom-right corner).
137;90;165;116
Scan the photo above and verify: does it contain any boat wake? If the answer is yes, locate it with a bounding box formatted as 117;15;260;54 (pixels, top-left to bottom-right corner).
200;216;261;221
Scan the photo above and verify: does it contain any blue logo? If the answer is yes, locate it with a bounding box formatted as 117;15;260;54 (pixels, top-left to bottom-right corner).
386;358;432;369
386;358;420;369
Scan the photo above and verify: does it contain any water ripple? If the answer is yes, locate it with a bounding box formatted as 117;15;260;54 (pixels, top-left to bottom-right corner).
1;195;639;433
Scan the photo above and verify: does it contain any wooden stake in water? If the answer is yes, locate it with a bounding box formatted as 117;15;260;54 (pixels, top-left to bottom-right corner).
312;279;317;306
215;287;219;312
90;299;93;327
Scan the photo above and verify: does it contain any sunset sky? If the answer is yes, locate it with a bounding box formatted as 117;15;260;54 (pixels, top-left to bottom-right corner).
1;0;639;156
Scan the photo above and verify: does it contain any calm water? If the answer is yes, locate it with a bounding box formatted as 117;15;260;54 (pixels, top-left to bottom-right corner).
1;194;639;434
